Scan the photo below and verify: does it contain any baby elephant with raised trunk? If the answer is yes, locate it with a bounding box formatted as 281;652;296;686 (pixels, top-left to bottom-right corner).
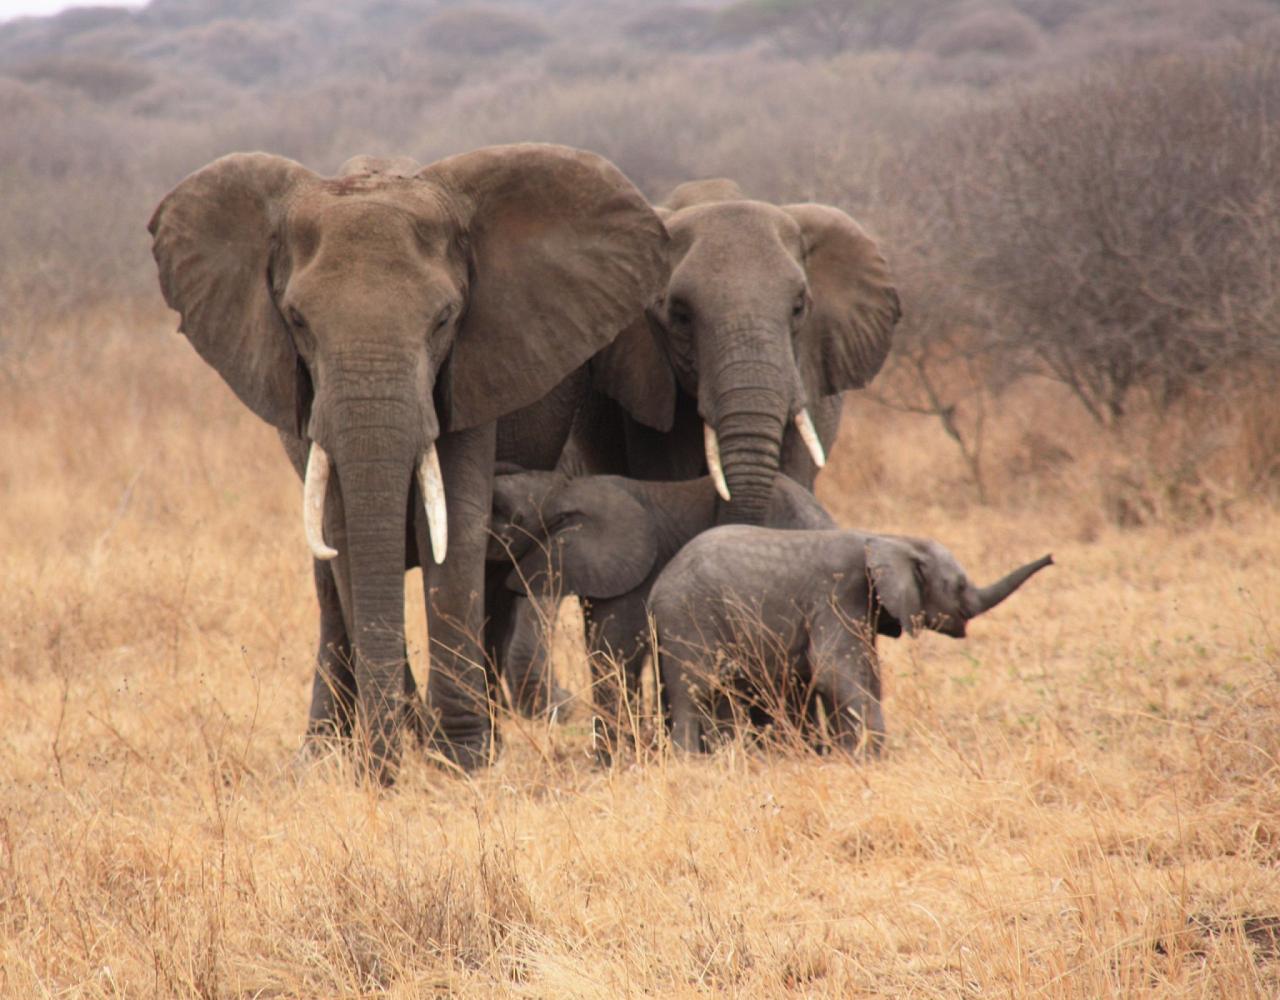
650;526;1052;755
488;470;835;758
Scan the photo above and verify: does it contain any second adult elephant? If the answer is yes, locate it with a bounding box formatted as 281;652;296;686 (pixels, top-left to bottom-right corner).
579;178;902;522
488;469;835;759
149;144;667;781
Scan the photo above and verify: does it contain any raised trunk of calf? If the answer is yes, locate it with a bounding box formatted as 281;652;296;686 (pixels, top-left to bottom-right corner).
972;555;1054;615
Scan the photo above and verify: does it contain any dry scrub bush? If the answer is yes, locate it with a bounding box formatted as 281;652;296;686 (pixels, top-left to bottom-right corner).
2;313;1278;995
717;0;956;55
9;55;154;102
919;6;1045;59
850;42;1280;514
968;48;1280;425
419;7;551;57
622;4;721;52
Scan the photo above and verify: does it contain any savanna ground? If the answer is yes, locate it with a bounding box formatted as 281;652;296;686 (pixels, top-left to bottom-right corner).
1;310;1276;997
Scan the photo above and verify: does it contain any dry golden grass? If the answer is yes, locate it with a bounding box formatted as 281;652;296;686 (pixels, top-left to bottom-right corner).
1;310;1277;997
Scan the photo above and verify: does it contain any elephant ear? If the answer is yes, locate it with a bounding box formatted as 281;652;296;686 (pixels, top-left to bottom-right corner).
421;143;668;431
590;313;676;432
661;178;746;212
149;153;315;433
785;204;901;399
865;536;924;637
508;481;659;600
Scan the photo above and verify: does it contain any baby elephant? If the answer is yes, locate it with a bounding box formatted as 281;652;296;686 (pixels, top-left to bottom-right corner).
489;471;834;756
649;526;1052;755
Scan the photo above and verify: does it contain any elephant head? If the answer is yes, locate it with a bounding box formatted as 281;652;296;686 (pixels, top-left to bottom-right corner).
149;145;667;776
595;179;900;523
487;467;569;563
866;536;1053;638
492;473;660;600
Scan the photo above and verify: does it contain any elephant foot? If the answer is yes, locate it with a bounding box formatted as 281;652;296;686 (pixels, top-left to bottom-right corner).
545;683;574;722
402;696;433;747
290;732;350;782
427;725;497;773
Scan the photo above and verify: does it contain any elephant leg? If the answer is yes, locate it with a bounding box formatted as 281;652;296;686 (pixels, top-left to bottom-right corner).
418;423;498;771
658;632;706;754
665;668;704;754
808;610;883;756
305;558;356;740
555;389;631;476
499;590;569;718
282;430;361;746
482;573;518;713
585;600;650;765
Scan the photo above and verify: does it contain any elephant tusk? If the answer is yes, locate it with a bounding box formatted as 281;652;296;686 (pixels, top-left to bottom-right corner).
418;444;448;564
303;442;339;561
704;422;731;502
795;409;826;469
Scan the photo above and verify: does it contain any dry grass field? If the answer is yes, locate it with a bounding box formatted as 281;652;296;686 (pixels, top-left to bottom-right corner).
1;310;1277;997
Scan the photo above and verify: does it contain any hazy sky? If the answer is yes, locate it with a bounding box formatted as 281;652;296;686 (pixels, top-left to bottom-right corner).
0;0;138;22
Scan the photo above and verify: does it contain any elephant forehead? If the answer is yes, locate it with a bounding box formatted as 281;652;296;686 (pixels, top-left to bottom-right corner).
288;185;457;259
668;200;803;255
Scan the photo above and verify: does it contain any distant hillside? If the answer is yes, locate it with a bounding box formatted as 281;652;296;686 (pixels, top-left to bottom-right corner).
1;0;1277;321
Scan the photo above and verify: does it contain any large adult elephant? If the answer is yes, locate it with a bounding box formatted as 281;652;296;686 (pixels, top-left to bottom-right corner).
487;179;901;720
149;145;668;781
580;178;902;520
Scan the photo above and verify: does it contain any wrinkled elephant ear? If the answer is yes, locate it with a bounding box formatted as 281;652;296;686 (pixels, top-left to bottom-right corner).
590;313;677;432
865;536;924;636
508;483;659;600
420;143;669;431
660;177;745;212
149;153;316;434
784;204;901;400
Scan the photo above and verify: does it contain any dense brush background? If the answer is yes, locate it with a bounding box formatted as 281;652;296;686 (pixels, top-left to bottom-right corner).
1;0;1278;995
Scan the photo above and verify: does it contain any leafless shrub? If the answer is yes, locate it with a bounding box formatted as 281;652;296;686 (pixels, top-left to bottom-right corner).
419;7;550;57
623;4;719;51
929;46;1280;426
0;4;135;61
1011;0;1095;30
716;0;951;56
138;0;295;29
9;55;154;102
920;7;1045;59
133;18;302;85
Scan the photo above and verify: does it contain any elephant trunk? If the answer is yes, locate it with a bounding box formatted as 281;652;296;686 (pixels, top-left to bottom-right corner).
330;399;421;784
703;330;791;525
971;554;1054;616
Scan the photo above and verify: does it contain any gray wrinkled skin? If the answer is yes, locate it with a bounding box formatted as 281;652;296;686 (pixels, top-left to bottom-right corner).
649;526;1052;755
488;471;835;760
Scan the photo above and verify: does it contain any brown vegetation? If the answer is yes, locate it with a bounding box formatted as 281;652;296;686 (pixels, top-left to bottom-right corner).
2;1;1279;994
0;313;1276;996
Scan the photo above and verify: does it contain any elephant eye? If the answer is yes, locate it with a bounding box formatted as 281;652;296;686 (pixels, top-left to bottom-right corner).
791;293;808;321
287;306;307;330
667;298;693;327
432;304;453;333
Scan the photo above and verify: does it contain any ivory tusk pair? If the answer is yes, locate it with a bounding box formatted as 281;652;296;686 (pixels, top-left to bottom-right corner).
702;407;826;504
302;442;448;565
